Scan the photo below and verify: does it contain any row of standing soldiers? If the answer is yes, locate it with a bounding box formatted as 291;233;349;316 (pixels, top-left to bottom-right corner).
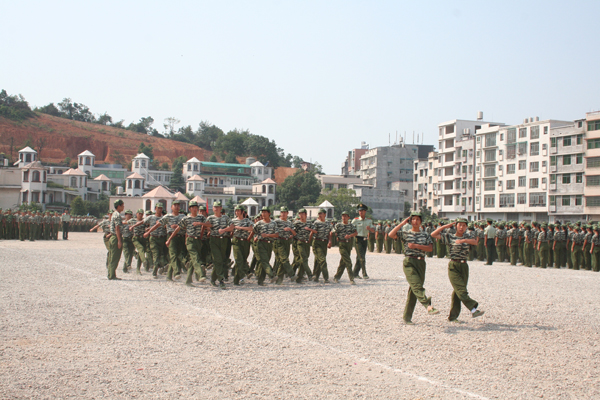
0;209;96;241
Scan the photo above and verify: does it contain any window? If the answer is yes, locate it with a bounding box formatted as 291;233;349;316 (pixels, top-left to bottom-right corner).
462;150;467;158
551;138;557;148
588;120;600;131
530;142;539;156
529;193;546;207
445;181;453;190
577;135;583;145
444;195;453;206
476;181;480;188
550;174;556;184
507;180;515;189
484;194;495;208
544;126;548;135
23;171;29;182
500;133;504;141
485;150;496;162
530;126;539;139
445;153;454;162
550;195;556;206
518;176;526;187
530;162;539;172
587;197;600;207
476;150;481;158
445;139;454;149
550;156;556;166
563;155;571;165
507;128;517;143
518;143;527;155
484;179;495;191
32;171;40;182
484;165;496;177
519;127;527;138
445;166;453;176
462;165;467;174
562;196;571;206
507;144;516;159
530;178;539;188
588;175;600;186
519;160;526;170
476;196;480;204
575;195;583;206
461;181;467;189
588;138;600;149
518;193;526;204
507;164;515;174
499;194;515;208
135;160;139;168
485;133;496;147
563;136;572;146
576;154;583;164
562;174;571;184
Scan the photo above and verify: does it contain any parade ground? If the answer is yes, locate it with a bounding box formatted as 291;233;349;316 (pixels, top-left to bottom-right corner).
1;233;599;399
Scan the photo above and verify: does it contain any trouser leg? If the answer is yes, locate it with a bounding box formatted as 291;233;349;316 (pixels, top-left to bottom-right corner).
352;237;367;277
210;236;227;282
275;239;294;278
402;257;431;322
108;235;122;279
185;237;202;284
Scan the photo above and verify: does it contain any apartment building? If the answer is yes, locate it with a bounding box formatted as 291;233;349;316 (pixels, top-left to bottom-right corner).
549;121;586;221
584;111;600;221
436;116;501;220
474;117;572;222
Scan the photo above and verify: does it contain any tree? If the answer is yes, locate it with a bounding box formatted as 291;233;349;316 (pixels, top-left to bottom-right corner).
315;188;360;219
112;150;125;166
128;116;155;135
35;138;47;161
170;156;186;189
277;170;321;212
138;142;154;160
163;117;180;137
224;152;239;163
225;197;236;218
64;157;71;166
0;89;35;121
209;154;218;162
195;121;224;150
97;112;113;125
36;103;61;117
161;162;169;171
291;156;304;168
71;196;87;215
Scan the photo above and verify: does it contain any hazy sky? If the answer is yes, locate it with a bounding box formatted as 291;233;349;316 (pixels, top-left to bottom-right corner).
2;1;599;173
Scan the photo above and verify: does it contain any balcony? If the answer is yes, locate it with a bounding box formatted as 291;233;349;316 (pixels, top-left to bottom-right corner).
550;165;557;173
551;205;584;215
550;147;557;154
550;183;557;191
556;163;584;173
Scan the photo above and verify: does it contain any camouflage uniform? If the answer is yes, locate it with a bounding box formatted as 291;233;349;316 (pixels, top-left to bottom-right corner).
107;210;123;280
333;221;357;283
232;216;253;284
293;219;314;282
399;229;434;323
145;213;167;277
207;214;232;284
179;214;207;284
253;218;279;285
160;213;186;280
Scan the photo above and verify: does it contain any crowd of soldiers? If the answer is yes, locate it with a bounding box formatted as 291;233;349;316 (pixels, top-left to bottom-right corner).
0;208;97;241
96;200;378;288
365;218;600;272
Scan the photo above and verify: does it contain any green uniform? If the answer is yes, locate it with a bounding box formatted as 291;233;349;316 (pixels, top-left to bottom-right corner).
477;228;485;261
571;231;585;270
553;229;566;268
384;225;393;254
439;231;479;321
496;228;507;262
352;216;373;279
131;219;148;273
566;231;574;269
375;224;384;253
145;214;167;276
583;231;593;270
333;221;356;282
484;225;496;265
367;230;375;252
179;214;206;284
207;214;232;284
508;227;520;265
591;233;600;272
121;218;135;272
399;229;433;323
293;219;314;282
232;217;254;284
311;219;332;282
436;225;447;258
159;213;186;280
537;230;550;269
107;210;123;280
253;219;278;285
273;218;294;282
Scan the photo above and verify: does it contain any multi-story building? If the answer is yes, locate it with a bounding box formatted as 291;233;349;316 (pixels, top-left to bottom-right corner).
474;117;572;222
316;174;362;192
584;111;600;221
436;115;502;220
341;142;369;175
548;121;586;221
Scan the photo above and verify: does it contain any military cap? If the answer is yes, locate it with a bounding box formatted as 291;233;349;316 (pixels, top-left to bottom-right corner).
113;199;124;207
318;208;327;214
213;201;222;207
124;209;133;215
145;210;153;215
136;209;144;214
594;225;599;231
280;206;289;212
172;200;180;205
199;205;207;211
524;223;531;229
486;218;493;222
541;223;548;228
298;208;307;214
261;206;270;213
549;223;555;228
341;210;349;216
410;212;422;217
235;205;245;211
356;203;368;211
456;218;468;224
189;200;199;207
576;221;581;226
555;221;561;226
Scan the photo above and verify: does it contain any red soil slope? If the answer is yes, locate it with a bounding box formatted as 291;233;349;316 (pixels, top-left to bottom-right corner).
0;114;213;166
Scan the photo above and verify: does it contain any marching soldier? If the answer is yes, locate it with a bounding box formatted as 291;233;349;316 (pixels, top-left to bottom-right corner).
293;208;314;283
120;210;135;273
333;211;358;284
583;225;593;270
232;206;254;285
571;225;585;270
352;203;375;279
310;208;332;283
431;218;484;321
273;206;295;284
205;201;234;288
389;212;439;325
590;226;600;272
252;207;279;286
495;223;507;263
375;221;384;253
107;200;124;280
508;222;520;265
537;223;550;269
130;209;148;274
552;222;566;268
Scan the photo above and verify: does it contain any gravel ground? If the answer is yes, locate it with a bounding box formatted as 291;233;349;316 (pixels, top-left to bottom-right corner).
1;232;599;399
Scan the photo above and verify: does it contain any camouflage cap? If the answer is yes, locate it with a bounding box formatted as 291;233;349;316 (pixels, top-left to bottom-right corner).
113;199;124;208
188;200;199;207
155;203;164;209
318;208;327;214
171;200;180;205
199;205;207;211
261;206;270;213
280;206;289;212
235;205;245;211
213;201;222;207
145;210;153;215
137;209;144;214
341;210;350;216
298;208;307;214
124;209;133;215
456;218;468;224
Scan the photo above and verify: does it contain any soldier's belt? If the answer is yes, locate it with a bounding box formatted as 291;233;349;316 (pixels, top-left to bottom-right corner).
356;236;367;240
295;238;309;243
233;237;250;241
407;255;424;260
451;259;467;263
314;238;328;242
186;235;201;240
338;239;352;242
259;239;273;243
